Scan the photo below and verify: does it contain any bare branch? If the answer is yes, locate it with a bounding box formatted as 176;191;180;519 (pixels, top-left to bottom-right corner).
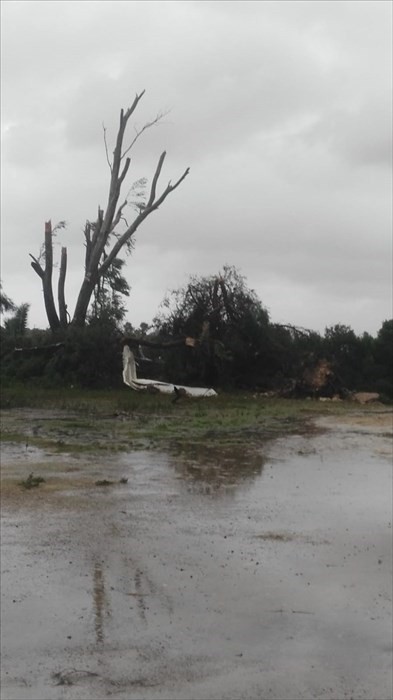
112;92;146;168
97;209;148;277
150;166;190;210
118;157;131;186
83;221;92;269
93;95;147;255
29;254;44;279
147;151;166;207
123;91;146;122
98;162;190;278
102;123;112;171
111;198;129;232
275;323;314;337
121;111;169;161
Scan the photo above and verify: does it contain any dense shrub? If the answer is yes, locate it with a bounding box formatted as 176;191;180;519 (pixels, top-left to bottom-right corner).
1;322;124;389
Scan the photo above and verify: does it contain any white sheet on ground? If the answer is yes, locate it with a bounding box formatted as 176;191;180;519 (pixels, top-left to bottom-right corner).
122;346;217;397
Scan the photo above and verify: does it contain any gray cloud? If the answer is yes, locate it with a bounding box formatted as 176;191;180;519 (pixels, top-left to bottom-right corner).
304;99;392;168
1;0;391;336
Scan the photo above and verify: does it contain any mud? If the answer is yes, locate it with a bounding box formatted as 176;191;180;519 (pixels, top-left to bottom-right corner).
1;411;392;700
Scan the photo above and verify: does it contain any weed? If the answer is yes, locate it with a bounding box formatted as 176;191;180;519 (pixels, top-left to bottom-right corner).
255;533;294;542
19;473;46;489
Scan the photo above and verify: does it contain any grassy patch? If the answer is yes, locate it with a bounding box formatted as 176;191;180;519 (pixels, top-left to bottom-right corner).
0;385;388;456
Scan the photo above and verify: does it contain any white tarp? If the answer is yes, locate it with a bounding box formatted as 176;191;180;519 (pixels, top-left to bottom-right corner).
122;345;218;398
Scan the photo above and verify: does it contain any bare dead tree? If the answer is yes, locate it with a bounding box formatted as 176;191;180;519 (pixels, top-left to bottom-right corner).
30;221;67;331
30;91;190;330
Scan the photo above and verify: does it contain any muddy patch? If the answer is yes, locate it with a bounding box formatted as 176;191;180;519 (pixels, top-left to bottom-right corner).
1;409;392;699
253;532;330;545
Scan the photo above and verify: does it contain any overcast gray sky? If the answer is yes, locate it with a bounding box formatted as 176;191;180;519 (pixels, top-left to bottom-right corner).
1;0;392;335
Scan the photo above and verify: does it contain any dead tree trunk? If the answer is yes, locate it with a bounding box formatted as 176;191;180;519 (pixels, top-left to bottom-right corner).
30;221;61;332
72;93;189;326
58;246;68;328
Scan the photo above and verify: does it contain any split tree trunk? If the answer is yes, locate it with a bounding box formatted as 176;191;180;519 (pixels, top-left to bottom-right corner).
30;221;61;332
58;247;68;327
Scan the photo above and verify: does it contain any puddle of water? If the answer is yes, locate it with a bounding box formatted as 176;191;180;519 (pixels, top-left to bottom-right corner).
1;442;51;463
1;418;392;700
168;442;268;496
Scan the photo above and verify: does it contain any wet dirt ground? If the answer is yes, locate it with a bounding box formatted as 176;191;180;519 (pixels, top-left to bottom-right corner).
1;410;392;700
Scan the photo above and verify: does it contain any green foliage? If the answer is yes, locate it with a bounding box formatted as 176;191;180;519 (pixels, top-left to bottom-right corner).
90;254;130;326
1;282;30;341
1;321;124;390
373;320;393;396
323;324;362;387
375;320;393;366
3;303;30;339
318;322;392;397
154;266;272;387
45;323;124;389
151;266;393;395
266;325;324;387
0;282;16;314
1;301;34;381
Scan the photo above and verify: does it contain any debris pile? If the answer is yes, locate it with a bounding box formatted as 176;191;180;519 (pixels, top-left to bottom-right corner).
280;359;350;400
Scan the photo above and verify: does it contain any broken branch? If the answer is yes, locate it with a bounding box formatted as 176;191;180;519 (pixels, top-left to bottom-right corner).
29;254;44;279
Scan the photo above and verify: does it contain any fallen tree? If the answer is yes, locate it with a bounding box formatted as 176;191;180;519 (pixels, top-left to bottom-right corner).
122;345;217;398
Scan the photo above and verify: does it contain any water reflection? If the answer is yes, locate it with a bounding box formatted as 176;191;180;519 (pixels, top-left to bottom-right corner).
93;561;110;644
169;442;268;495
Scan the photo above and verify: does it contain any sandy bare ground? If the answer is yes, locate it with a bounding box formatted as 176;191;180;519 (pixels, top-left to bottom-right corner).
1;409;392;700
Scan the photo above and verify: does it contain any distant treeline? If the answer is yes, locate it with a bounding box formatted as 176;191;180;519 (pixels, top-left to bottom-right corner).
1;312;392;400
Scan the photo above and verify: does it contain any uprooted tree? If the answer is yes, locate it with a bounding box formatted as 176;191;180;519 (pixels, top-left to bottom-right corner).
151;266;273;386
30;91;190;331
